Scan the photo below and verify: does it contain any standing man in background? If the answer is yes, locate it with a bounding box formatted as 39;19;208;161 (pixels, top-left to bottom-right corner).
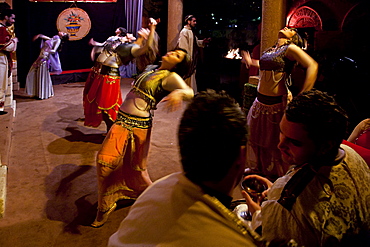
177;14;210;93
0;8;17;115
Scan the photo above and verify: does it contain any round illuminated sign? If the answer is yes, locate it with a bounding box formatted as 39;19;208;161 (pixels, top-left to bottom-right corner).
288;6;322;31
57;8;91;41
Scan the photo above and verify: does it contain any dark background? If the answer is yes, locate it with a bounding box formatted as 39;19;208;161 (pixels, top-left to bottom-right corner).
13;0;127;87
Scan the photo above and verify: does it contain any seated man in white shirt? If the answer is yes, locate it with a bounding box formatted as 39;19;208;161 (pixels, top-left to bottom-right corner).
108;90;265;247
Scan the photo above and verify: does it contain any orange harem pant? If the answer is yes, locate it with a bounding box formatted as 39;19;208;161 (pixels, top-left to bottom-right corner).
83;64;122;127
96;111;153;212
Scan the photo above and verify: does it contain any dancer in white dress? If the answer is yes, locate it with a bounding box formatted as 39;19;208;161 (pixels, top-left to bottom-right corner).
25;32;69;100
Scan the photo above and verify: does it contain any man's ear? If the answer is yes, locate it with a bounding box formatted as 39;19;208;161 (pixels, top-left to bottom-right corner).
235;146;246;170
317;140;336;156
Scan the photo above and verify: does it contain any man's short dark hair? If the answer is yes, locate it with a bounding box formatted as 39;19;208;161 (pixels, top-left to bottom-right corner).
285;89;348;151
178;90;247;183
184;15;195;24
0;8;14;20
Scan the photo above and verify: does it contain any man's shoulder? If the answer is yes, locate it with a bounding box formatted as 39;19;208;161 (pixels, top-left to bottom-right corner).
0;27;10;44
341;141;370;166
0;26;9;36
180;27;192;34
133;173;183;204
317;145;370;188
341;144;369;168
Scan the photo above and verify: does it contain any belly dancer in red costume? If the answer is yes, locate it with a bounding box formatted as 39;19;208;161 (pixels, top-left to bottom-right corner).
83;18;158;133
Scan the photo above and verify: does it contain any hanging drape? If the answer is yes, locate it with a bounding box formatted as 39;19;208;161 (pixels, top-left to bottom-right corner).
120;0;143;78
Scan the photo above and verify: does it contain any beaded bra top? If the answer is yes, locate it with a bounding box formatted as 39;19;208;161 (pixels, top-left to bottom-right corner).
259;44;295;74
131;66;171;111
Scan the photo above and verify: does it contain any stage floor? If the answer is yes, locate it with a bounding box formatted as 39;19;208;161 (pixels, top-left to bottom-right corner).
0;78;243;246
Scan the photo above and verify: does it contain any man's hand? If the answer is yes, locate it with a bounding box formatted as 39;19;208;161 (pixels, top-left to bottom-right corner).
241;190;261;215
241;174;272;214
203;37;211;45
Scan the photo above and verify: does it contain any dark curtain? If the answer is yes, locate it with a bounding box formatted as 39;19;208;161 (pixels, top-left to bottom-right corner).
12;0;126;87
